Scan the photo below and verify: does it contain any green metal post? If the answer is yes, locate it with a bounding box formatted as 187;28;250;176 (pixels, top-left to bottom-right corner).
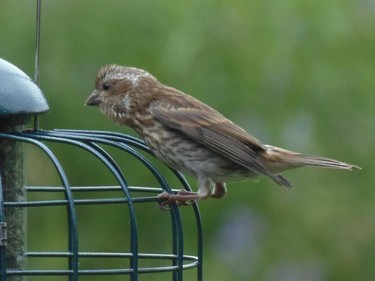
0;118;29;281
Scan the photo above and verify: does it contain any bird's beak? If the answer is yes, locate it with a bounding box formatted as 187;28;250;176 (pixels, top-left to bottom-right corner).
85;90;101;106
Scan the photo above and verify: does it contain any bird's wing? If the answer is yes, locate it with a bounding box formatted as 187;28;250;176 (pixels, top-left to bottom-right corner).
150;101;292;187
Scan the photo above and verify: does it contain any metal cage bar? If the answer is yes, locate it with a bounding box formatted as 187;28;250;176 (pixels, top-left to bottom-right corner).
0;178;7;281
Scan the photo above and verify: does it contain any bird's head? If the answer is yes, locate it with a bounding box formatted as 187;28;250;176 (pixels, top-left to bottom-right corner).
85;64;158;123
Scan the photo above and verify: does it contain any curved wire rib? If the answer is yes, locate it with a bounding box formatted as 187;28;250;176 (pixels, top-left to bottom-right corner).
42;129;203;280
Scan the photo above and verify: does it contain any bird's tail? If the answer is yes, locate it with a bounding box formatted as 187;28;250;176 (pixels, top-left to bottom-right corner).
261;145;361;174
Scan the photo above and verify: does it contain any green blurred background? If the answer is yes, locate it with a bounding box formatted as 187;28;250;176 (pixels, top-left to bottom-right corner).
1;0;374;280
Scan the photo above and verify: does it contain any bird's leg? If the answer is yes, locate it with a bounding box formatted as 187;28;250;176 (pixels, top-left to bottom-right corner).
211;182;227;198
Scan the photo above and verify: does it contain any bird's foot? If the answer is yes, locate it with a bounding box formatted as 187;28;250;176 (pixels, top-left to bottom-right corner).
158;190;199;209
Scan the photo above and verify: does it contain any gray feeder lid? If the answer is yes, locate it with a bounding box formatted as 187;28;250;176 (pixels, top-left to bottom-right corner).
0;58;49;117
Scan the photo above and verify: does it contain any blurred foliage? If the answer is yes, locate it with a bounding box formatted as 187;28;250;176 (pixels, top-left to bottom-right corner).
1;0;374;280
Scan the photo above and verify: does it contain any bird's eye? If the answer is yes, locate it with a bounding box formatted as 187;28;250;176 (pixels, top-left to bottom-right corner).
103;83;111;90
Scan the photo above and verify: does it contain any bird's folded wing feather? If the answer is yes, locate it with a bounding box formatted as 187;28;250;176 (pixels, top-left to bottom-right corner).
150;101;292;187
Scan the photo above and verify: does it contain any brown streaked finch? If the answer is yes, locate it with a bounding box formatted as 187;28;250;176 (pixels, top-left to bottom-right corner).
85;64;361;206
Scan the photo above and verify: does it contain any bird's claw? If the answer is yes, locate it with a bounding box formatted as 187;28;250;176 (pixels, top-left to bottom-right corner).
158;190;198;209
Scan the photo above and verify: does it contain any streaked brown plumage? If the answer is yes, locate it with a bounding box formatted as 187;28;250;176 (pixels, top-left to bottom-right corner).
85;64;360;205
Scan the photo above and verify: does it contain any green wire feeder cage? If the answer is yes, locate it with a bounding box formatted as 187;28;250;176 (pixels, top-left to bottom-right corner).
0;58;202;280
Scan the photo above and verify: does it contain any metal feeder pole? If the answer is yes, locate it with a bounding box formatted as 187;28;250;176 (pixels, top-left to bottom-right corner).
0;58;49;280
0;117;28;278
